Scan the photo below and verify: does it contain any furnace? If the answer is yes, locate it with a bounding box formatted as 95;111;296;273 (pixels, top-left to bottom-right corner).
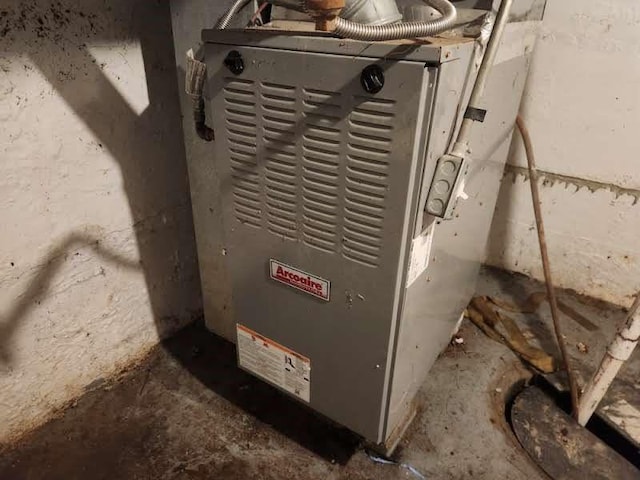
189;0;546;452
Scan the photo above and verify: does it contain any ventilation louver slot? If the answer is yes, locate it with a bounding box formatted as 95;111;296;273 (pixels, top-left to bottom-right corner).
224;78;261;228
223;79;397;268
301;88;342;253
260;82;298;239
342;98;395;267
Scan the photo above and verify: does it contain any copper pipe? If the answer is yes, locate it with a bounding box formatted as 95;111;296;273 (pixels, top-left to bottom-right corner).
305;0;345;31
516;114;581;419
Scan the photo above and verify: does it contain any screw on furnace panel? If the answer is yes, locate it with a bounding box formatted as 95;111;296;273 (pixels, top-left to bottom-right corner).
224;51;244;75
361;65;385;94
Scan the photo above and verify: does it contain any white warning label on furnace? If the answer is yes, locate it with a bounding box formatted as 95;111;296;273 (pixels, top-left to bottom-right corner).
236;324;311;402
406;224;435;287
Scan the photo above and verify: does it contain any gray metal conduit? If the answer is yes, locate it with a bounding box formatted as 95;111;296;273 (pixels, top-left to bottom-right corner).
217;0;252;29
451;0;513;156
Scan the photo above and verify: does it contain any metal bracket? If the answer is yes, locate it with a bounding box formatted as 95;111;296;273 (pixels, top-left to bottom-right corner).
425;153;469;219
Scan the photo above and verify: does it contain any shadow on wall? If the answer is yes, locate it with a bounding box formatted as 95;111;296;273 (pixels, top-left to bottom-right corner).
0;0;201;363
0;233;142;364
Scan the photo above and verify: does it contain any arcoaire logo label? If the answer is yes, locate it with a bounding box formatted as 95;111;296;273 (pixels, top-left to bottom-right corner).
270;260;330;301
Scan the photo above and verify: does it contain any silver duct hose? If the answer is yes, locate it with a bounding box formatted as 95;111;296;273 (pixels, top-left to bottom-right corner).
217;0;457;41
217;0;252;29
334;0;457;41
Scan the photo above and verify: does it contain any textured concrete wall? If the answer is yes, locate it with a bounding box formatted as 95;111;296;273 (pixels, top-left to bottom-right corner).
487;0;640;307
0;0;201;443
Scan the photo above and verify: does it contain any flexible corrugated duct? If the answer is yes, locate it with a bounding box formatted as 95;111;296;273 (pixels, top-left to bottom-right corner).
334;0;457;40
219;0;457;41
216;0;253;29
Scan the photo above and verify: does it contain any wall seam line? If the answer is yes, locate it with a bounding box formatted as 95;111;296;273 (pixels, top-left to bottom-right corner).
504;164;640;204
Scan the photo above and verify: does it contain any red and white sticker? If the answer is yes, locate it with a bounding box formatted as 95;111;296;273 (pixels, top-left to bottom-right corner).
270;259;330;301
237;324;311;402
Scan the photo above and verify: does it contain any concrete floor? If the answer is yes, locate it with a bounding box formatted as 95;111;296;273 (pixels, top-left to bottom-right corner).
1;267;637;479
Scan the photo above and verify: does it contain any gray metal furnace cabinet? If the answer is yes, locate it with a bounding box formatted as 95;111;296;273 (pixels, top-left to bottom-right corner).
200;22;539;447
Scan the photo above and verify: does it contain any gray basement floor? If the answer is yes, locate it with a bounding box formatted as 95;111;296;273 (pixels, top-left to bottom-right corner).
1;267;638;480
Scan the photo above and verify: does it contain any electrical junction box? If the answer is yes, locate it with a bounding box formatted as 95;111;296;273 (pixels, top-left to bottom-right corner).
197;7;544;449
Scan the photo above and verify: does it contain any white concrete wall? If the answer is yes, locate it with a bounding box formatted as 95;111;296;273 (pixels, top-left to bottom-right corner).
487;0;640;307
0;0;201;443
